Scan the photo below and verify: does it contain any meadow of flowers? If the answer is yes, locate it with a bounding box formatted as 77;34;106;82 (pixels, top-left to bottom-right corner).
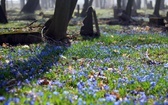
0;25;168;105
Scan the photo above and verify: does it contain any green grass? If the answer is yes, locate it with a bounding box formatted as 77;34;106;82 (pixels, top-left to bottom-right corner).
0;21;168;105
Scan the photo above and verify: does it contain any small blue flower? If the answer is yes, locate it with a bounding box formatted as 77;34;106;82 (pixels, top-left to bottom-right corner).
150;82;156;87
164;99;168;105
105;95;116;102
104;85;110;90
53;91;59;96
12;98;20;104
114;101;121;105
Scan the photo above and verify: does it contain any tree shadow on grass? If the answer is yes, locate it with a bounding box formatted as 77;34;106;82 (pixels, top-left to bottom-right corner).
0;43;67;95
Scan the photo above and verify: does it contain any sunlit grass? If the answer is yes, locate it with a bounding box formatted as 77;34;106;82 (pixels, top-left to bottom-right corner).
0;19;168;105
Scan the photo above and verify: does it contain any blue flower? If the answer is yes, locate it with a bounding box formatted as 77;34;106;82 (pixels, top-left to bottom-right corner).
104;85;110;90
53;91;59;96
150;82;156;87
105;95;116;102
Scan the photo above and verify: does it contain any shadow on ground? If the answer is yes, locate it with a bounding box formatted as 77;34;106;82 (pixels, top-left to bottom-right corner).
0;43;67;95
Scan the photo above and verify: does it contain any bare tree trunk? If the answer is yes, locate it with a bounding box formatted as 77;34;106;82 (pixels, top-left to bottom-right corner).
117;0;121;9
122;0;127;9
144;0;147;8
20;0;25;9
100;0;106;9
125;0;134;17
1;0;6;16
95;0;99;8
41;0;47;9
81;0;93;17
160;0;165;10
153;0;161;16
21;0;40;13
45;0;78;41
135;0;141;9
0;0;8;23
0;5;8;23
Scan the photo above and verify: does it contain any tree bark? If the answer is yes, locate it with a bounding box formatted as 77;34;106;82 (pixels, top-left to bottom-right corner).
0;5;8;24
122;0;127;9
21;0;40;13
144;0;147;8
135;0;141;9
100;0;106;9
45;0;78;41
160;0;165;10
153;0;161;16
125;0;134;17
20;0;25;9
1;0;6;16
95;0;99;8
80;0;93;17
117;0;121;9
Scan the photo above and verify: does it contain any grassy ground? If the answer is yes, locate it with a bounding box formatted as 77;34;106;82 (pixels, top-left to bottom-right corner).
0;8;168;104
0;23;168;104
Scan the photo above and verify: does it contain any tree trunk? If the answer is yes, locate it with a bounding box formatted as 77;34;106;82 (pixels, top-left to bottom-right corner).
80;0;93;17
100;0;106;9
153;0;161;16
0;5;8;24
135;0;141;9
45;0;78;41
144;0;147;8
125;0;134;17
20;0;25;9
95;0;99;8
117;0;121;9
122;0;127;9
1;0;6;16
21;0;40;13
160;0;165;10
41;0;47;9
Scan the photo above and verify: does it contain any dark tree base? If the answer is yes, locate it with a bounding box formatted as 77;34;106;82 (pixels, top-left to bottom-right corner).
0;5;8;24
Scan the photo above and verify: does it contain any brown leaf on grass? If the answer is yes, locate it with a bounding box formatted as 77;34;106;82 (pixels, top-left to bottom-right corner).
0;56;3;60
38;79;50;85
145;26;150;31
2;43;8;48
111;91;121;101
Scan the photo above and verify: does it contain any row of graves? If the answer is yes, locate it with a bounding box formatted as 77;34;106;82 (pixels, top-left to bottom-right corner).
110;0;168;27
0;3;100;45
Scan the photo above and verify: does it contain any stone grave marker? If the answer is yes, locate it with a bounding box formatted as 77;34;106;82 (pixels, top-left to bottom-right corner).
80;7;100;37
147;1;153;9
149;0;164;26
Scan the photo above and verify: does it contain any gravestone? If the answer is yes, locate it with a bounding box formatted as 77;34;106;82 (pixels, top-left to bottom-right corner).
147;1;153;9
165;12;168;25
80;7;100;37
153;0;161;16
0;5;8;24
75;5;80;17
77;5;80;17
93;9;100;36
149;17;165;26
149;0;164;26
